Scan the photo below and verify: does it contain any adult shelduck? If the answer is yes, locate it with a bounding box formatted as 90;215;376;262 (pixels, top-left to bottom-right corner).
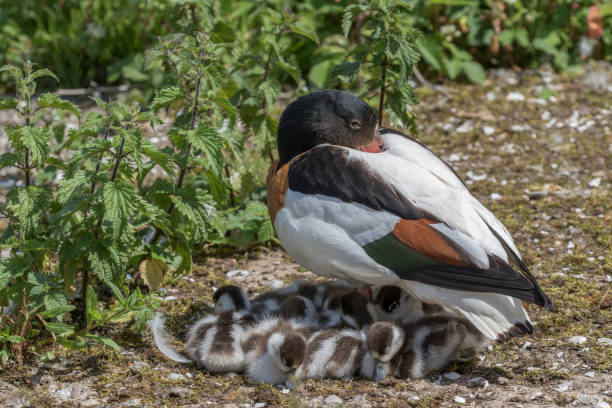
266;90;553;341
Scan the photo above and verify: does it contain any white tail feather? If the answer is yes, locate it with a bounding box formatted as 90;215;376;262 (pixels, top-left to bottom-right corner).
399;281;531;340
149;313;192;363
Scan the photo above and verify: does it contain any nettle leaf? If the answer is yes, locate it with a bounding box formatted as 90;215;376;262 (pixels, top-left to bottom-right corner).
151;86;185;112
0;152;18;169
20;126;51;166
211;96;237;122
0;97;18;110
139;258;168;291
43;292;68;311
87;241;124;282
103;180;138;241
39;304;75;319
85;285;103;327
257;218;275;243
0;256;31;289
291;21;319;44
332;61;361;82
44;322;74;337
275;61;300;84
38;93;81;118
172;186;214;241
142;141;175;177
188;123;224;176
31;68;59;82
5;186;49;239
57;170;89;204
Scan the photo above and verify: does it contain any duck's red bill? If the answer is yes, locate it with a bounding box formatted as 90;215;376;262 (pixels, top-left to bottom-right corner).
358;139;384;153
356;286;373;302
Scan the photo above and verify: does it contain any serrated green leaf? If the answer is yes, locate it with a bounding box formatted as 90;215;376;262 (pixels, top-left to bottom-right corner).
106;281;126;305
31;68;58;82
0;97;18;110
19;126;51;165
142;141;175;177
331;61;361;82
0;152;18;169
38;93;81;118
0;256;30;289
275;61;301;84
187;123;224;176
3;335;25;343
88;242;124;283
291;21;319;44
102;180;138;241
83;334;121;352
172;241;192;275
211;96;237;122
5;187;49;239
43;292;68;311
57;170;89;203
151;86;185;112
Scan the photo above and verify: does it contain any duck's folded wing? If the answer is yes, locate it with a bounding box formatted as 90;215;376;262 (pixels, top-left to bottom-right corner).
283;144;552;309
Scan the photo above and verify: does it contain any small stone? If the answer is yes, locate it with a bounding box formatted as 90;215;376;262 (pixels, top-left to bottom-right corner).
482;125;495;136
163;296;178;302
506;92;525;102
324;395;343;405
521;341;532;350
588;177;602;188
456;120;474;134
449;153;461;162
597;337;612;345
268;279;284;289
254;404;266;408
567;241;575;249
168;373;186;381
443;371;461;380
568;336;587;345
527;190;548;199
281;388;290;394
486;92;496;101
556;381;571;392
597;401;610;408
169;387;190;398
467;377;488;389
584;371;595;378
453;396;466;404
226;269;249;278
490;193;502;201
121;398;143;407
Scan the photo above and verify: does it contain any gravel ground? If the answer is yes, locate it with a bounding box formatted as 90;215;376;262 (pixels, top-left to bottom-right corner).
0;62;610;407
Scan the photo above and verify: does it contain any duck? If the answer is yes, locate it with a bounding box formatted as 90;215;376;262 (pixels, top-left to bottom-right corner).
366;316;468;379
266;90;553;341
241;318;309;385
296;327;365;380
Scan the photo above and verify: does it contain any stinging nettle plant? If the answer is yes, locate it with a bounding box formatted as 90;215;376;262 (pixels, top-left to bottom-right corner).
333;0;421;132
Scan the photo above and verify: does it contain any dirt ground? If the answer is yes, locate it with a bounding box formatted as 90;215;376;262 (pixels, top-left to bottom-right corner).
1;62;611;407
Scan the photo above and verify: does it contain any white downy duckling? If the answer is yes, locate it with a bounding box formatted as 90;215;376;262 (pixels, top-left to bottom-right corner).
319;291;375;330
371;285;426;323
212;285;251;315
242;319;309;385
183;311;256;373
296;328;365;380
366;316;470;379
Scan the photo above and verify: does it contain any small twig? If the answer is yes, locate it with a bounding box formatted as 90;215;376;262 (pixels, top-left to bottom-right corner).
597;287;610;311
378;56;388;127
14;288;29;364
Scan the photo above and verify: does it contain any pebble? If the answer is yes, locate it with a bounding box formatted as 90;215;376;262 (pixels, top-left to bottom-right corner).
597;337;612;345
556;381;571;392
443;372;461;380
168;373;186;381
324;395;343;405
521;341;532;350
506;92;525;101
568;336;587;345
486;91;496;101
448;153;461;161
490;193;502;201
597;402;611;408
121;398;143;407
81;399;101;408
169;387;190;398
456;120;474;133
467;377;488;389
588;177;602;188
453;396;466;404
497;376;509;385
584;371;595;378
482;125;495;136
267;279;285;289
281;388;290;394
226;269;249;278
254;404;266;408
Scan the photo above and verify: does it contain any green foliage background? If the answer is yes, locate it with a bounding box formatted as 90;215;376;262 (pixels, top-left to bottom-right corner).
0;0;609;365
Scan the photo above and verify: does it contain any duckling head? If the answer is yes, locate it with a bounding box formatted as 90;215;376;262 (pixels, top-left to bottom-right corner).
267;331;306;372
366;321;405;363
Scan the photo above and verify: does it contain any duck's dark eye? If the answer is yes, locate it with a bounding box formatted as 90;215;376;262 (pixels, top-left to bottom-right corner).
281;357;288;366
387;301;399;313
349;120;361;130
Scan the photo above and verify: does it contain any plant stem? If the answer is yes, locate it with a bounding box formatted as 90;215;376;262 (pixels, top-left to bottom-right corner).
378;55;388;127
89;127;111;195
24;115;31;187
14;288;29;364
262;47;276;164
224;163;235;207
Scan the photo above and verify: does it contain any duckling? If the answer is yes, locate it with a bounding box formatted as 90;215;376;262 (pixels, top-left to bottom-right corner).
297;328;365;380
360;321;404;380
320;291;375;330
279;295;319;327
366;316;469;379
371;285;425;323
212;285;251;315
184;311;255;373
242;319;309;385
312;280;355;308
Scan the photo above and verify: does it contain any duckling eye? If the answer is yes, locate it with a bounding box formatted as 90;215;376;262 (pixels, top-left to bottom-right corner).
281;357;289;366
349;120;361;130
387;301;399;313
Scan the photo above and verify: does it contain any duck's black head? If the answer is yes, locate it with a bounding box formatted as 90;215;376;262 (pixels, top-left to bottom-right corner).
277;90;379;164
